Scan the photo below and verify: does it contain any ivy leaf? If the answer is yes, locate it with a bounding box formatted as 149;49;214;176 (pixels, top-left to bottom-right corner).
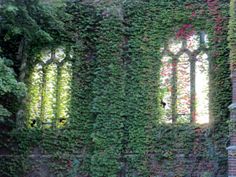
5;4;18;14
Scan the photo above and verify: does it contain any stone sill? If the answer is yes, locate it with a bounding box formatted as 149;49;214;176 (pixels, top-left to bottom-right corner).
227;146;236;151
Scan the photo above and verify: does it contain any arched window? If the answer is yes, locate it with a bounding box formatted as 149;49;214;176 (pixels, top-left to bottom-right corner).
28;48;72;128
160;32;209;124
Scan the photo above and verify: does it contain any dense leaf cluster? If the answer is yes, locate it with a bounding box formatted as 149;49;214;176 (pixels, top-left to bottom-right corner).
0;0;232;176
0;57;26;118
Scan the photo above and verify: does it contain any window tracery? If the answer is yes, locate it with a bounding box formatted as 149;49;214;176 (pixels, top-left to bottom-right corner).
28;48;72;128
160;32;209;124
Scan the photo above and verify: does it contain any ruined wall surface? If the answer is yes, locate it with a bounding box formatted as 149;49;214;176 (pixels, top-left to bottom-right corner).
19;126;227;177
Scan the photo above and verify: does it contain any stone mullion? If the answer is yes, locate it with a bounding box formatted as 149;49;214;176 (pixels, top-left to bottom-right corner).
171;57;178;123
54;64;61;127
39;65;47;128
50;49;57;127
190;55;196;123
16;37;28;128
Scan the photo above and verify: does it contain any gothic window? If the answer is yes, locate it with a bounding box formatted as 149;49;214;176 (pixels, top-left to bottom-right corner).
28;48;72;128
160;32;209;124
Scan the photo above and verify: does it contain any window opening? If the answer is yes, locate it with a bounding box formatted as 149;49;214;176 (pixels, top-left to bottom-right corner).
28;48;72;128
160;32;209;124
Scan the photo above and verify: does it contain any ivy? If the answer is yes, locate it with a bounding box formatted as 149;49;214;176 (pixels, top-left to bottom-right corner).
90;13;125;177
0;0;232;176
0;57;26;176
0;58;26;98
229;0;236;69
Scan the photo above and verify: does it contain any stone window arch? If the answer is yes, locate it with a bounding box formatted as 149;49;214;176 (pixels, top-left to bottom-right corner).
27;48;72;128
160;32;209;124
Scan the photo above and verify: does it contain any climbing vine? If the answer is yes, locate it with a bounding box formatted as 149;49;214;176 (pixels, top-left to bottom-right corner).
0;0;232;177
229;0;236;69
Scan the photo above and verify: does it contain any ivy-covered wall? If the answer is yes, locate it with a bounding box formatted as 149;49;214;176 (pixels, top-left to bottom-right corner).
0;0;232;177
207;0;231;174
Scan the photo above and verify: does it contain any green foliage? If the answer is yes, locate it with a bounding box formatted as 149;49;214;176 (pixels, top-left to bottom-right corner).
0;105;11;118
228;0;236;68
0;57;26;119
90;14;125;177
0;58;26;97
0;0;69;61
155;124;196;160
66;2;98;175
0;0;232;176
123;0;208;174
123;1;162;175
207;1;231;174
0;0;52;42
0;57;26;176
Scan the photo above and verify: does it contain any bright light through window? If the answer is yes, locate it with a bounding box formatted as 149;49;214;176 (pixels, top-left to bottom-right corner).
196;53;209;124
160;32;209;124
28;48;72;128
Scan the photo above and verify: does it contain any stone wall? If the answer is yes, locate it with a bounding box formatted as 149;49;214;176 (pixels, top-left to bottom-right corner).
17;126;227;177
